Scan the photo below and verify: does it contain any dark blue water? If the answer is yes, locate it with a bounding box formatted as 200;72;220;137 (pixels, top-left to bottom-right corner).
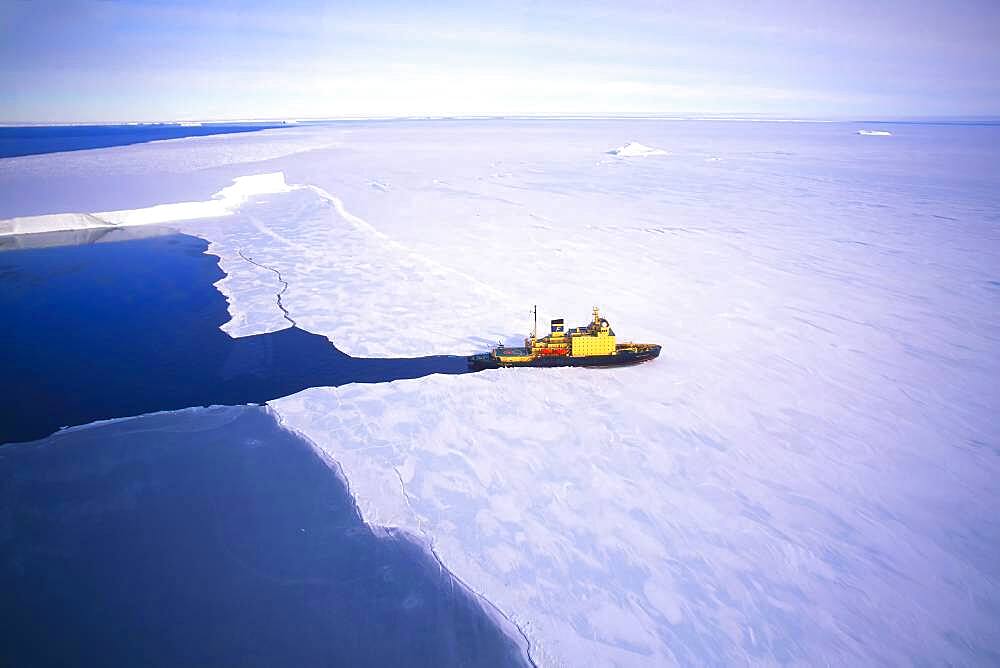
0;229;471;444
0;229;530;666
0;404;530;667
0;123;289;159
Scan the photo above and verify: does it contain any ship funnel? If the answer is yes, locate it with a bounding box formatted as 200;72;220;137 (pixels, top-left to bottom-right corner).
551;318;564;333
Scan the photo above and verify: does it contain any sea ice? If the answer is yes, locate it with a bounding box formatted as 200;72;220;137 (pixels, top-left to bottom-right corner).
0;124;345;218
0;172;292;237
856;129;892;136
2;120;999;666
271;357;1000;665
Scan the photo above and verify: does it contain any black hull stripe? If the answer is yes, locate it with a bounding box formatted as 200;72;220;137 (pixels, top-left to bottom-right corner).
468;348;660;371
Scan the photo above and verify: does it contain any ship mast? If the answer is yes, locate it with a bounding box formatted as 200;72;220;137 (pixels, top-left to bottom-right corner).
532;304;538;339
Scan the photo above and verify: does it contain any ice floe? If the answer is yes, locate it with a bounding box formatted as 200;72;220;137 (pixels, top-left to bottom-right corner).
191;185;523;346
856;129;892;136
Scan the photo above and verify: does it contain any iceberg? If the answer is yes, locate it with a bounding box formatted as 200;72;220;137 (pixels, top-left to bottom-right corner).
607;141;669;156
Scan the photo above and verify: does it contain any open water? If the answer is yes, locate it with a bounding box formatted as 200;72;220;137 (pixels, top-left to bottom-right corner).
0;227;527;666
0;123;289;159
0;404;529;667
0;229;470;444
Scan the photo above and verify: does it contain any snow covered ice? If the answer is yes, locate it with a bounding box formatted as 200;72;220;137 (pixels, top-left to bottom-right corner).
2;119;999;665
0;172;292;236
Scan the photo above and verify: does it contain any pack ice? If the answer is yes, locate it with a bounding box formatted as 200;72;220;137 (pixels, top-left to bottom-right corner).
1;120;998;666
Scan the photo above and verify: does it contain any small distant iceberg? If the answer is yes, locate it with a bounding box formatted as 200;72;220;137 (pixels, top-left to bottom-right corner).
607;141;669;157
857;129;892;136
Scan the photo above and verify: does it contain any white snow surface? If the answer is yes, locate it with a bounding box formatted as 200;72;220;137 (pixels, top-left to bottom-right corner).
2;120;999;665
607;141;669;156
0;172;292;236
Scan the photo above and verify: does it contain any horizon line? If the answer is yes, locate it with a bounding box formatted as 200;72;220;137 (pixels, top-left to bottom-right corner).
2;112;1000;127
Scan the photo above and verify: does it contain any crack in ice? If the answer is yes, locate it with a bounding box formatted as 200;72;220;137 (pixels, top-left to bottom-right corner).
302;183;510;302
235;249;296;328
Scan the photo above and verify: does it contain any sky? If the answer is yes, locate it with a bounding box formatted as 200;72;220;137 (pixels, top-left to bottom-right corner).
1;0;998;122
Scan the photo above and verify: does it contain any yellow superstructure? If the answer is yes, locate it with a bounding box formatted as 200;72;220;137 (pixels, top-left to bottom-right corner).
567;307;616;357
520;306;617;357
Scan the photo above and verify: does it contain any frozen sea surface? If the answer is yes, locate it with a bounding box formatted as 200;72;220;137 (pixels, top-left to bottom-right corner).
2;119;999;665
